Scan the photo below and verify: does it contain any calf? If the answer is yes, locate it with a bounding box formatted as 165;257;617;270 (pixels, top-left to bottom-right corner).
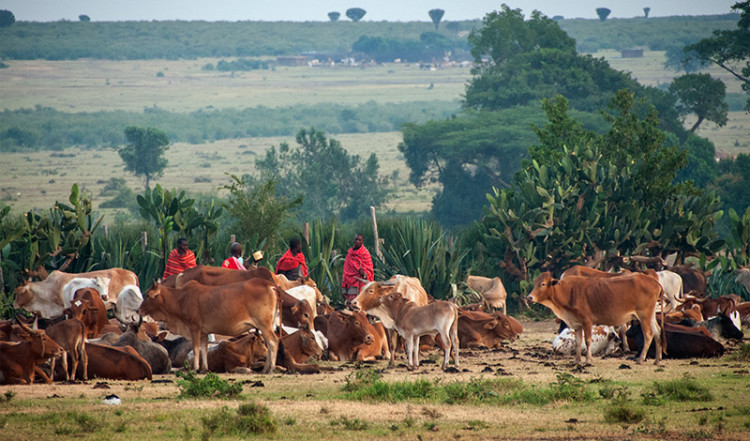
187;331;267;373
553;325;620;356
277;327;323;374
112;325;172;375
81;342;152;381
324;311;374;362
527;272;662;365
280;291;315;331
379;292;459;370
45;318;88;381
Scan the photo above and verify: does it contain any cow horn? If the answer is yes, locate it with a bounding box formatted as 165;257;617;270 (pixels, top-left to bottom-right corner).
15;317;37;334
339;309;354;316
379;280;397;286
355;277;370;284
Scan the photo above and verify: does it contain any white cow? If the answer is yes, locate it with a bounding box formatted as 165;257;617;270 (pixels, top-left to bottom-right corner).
656;270;684;313
552;326;620;356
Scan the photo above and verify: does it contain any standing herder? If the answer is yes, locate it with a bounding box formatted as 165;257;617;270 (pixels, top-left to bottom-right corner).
222;242;247;270
341;233;374;306
163;238;197;279
275;238;308;281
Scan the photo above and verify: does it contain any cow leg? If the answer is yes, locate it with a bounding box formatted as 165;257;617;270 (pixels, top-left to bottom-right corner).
200;335;210;373
583;326;594;365
79;342;88;381
404;336;414;370
619;325;630;352
259;326;278;374
574;328;583;364
387;328;398;368
451;317;460;368
190;333;202;372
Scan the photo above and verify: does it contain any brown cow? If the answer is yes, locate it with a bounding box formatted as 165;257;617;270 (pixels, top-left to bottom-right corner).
45;318;88;381
350;275;429;367
379;292;459;370
527;272;662;365
0;321;64;384
560;266;631;279
324;311;374;362
14;268;139;318
68;287;108;338
187;331;267;373
280;291;315;331
669;265;708;297
171;265;275;287
81;343;152;381
139;279;280;373
466;275;508;314
457;310;520;349
277;327;324;374
353;320;391;361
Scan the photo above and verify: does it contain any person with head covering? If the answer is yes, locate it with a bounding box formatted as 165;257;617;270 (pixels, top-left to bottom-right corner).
250;250;264;268
163;237;197;279
275;238;308;281
341;233;374;305
222;242;247;270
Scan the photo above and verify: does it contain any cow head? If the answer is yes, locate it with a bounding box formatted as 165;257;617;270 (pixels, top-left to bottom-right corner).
139;282;166;320
13;283;33;309
526;272;558;305
297;327;323;360
290;299;315;331
350;281;393;312
16;319;64;360
338;310;374;345
115;285;143;325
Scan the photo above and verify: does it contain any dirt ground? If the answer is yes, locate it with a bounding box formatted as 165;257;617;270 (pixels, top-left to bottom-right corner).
2;318;748;440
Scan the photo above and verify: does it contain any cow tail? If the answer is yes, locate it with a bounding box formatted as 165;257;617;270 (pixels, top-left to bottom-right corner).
660;287;667;356
273;287;282;337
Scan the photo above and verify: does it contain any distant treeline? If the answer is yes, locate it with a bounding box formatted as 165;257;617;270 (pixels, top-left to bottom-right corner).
0;15;738;61
0;101;460;151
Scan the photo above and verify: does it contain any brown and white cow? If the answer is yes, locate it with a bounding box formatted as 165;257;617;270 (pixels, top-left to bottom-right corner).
14;268;139;318
527;272;663;365
379;292;459;370
350;275;429;367
466;275;508;315
139;279;280;373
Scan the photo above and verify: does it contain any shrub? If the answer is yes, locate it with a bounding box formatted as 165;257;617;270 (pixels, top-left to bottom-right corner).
727;343;750;362
175;370;242;399
201;403;276;438
646;377;713;403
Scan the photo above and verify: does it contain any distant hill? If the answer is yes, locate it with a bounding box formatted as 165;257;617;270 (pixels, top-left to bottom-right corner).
0;15;738;61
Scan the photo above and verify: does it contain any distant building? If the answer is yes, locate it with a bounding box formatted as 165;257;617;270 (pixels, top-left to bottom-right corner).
276;56;309;66
621;48;644;58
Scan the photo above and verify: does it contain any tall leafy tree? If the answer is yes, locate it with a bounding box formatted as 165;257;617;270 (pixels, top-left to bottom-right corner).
346;7;366;22
428;9;445;31
255;128;390;222
643;7;650;18
327;11;340;22
669;73;728;133
683;1;750;111
0;10;14;27
596;8;611;21
118;126;169;190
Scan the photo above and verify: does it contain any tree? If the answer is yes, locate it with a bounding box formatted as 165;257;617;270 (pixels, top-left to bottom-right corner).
429;9;445;31
255;128;390;222
669;73;728;133
346;7;366;22
683;1;750;111
222;175;301;247
596;7;611;21
327;11;340;22
643;7;650;18
118;126;169;190
0;10;15;27
78;14;91;22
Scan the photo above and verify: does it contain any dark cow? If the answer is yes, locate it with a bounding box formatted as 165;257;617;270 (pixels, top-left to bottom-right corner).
676;314;744;343
112;325;172;375
669;265;708;297
627;321;725;359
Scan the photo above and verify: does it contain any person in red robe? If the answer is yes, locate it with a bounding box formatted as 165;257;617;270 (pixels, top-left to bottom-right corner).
163;238;197;279
341;233;374;305
275;238;308;281
221;242;246;270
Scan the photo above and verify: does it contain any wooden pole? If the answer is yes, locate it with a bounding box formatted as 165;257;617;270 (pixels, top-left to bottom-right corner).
141;231;147;253
303;222;310;245
370;206;383;260
230;234;235;244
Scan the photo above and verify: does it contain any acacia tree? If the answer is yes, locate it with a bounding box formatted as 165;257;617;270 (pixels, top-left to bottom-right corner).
596;7;611;21
683;1;750;111
327;11;340;22
643;7;650;18
429;9;445;30
669;73;728;133
78;14;91;22
118;126;169;190
346;7;366;22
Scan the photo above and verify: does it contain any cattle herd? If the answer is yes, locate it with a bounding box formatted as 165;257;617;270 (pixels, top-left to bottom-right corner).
1;263;747;384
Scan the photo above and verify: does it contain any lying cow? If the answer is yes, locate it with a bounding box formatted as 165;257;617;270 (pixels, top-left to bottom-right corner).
627;321;725;359
112;325;172;375
0;321;64;384
466;275;508;315
81;342;152;381
458;310;521;349
676;314;744;344
527;272;662;365
277;327;324;374
138;279;280;373
379;292;459;370
323;311;374;362
187;331;267;373
553;325;620;356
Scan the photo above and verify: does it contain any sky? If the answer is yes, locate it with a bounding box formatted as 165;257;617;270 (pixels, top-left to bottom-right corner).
0;0;741;22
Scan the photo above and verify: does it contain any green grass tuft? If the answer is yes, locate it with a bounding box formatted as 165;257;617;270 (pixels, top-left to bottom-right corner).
646;377;713;403
201;403;277;439
176;370;243;399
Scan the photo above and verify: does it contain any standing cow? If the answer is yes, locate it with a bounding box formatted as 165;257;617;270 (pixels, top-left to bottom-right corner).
527;272;662;365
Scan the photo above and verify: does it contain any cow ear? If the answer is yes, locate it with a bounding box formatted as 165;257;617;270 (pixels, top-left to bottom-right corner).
484;320;498;330
550;279;559;286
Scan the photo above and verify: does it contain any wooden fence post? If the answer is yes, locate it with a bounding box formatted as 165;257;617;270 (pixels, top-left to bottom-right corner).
141;231;147;253
303;222;310;245
370;206;383;260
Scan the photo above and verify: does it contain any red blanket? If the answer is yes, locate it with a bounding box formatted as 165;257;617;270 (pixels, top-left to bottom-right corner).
275;249;308;277
342;245;374;289
163;249;197;278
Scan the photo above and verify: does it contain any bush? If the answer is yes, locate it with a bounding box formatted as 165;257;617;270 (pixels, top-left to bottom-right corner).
175;370;243;399
201;403;276;438
646;377;713;403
